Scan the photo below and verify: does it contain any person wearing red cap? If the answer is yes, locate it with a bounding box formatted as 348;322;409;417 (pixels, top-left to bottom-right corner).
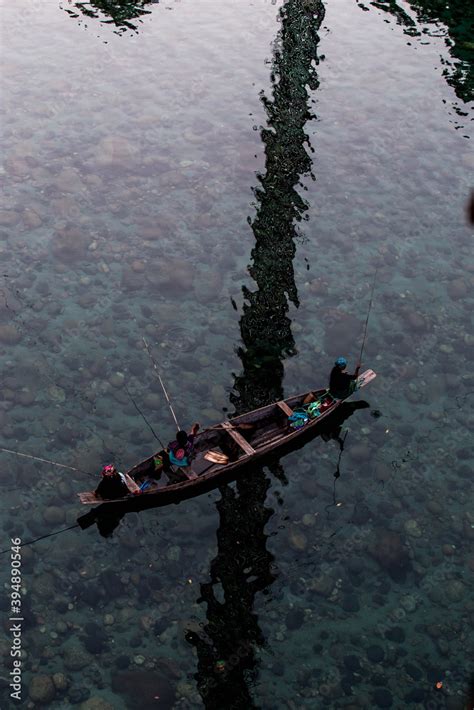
95;464;129;500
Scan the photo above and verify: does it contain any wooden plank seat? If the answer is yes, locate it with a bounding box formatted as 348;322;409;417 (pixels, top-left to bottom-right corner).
276;401;293;416
221;421;256;456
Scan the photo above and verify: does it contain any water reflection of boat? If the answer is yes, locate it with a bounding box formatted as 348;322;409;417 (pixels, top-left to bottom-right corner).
77;372;375;529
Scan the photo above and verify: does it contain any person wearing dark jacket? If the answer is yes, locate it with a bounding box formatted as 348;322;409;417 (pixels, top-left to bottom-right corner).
95;464;129;500
329;357;361;399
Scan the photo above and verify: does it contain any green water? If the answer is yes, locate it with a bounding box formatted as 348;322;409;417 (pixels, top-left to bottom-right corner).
0;0;473;708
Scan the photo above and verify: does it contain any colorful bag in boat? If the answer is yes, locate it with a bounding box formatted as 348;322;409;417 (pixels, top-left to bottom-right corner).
307;401;322;418
320;394;335;409
288;408;310;429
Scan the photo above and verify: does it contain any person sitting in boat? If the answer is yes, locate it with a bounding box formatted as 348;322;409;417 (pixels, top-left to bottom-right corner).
95;464;129;500
166;423;199;480
167;423;199;466
329;357;360;399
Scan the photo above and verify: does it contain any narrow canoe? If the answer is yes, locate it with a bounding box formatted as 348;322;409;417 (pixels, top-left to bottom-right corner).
77;369;375;525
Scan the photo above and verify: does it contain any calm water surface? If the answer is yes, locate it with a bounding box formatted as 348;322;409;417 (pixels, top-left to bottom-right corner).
0;0;473;708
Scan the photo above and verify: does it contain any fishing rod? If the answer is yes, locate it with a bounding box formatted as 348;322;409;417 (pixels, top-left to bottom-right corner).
0;447;95;478
142;337;180;431
358;268;378;367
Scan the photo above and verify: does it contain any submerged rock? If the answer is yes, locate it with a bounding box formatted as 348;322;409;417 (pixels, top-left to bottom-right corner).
445;580;465;603
109;372;125;388
55;167;83;193
64;645;91;671
374;462;391;484
348;444;372;462
426;500;443;516
145;259;194;296
405;311;427;332
16;388;36;405
366;644;385;663
308;277;328;295
285;608;305;631
289;527;307;551
0;324;21;345
121;268;144;292
52;673;68;691
368;529;410;582
29;674;56;704
83;622;108;654
401;594;417;612
23;207;43;228
69;687;91;704
308;573;335;598
447;278;467;300
95;135;138;168
351;503;372;525
51;225;89;263
143;393;161;411
194;268;223;303
342;593;360;612
0;209;20;226
343;655;361;672
385;626;405;643
404;519;422;538
43;506;65;525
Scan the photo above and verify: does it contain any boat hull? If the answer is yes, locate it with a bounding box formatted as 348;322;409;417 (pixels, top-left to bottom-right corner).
77;370;376;527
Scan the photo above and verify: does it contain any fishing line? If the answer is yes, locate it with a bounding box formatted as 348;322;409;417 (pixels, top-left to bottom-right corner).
324;430;348;516
358;268;378;366
124;383;165;448
0;447;96;478
0;524;79;555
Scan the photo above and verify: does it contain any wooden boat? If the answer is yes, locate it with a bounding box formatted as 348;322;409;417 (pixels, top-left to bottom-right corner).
77;370;375;523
